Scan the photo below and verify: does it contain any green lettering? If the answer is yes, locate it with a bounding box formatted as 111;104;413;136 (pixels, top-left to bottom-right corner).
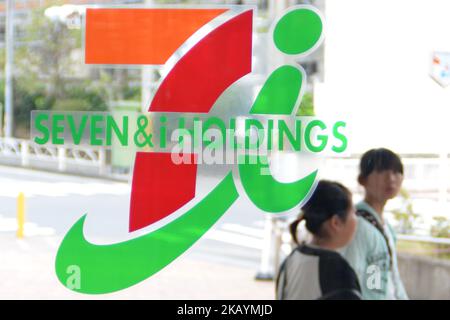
90;114;104;146
305;120;327;152
51;114;65;145
278;120;301;151
106;115;128;146
245;119;264;150
68;115;87;145
34;113;50;145
332;121;347;153
203;117;226;148
159;116;167;148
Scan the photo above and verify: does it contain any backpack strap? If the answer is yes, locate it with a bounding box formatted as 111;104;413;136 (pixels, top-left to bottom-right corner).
276;245;304;300
275;258;287;300
356;209;393;269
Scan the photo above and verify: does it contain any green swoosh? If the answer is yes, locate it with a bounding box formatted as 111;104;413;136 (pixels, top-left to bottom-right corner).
55;172;239;294
239;155;317;213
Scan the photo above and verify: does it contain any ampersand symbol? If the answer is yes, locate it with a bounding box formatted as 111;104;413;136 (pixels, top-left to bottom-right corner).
134;115;154;148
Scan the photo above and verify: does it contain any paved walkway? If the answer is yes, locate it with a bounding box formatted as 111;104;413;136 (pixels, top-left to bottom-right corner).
0;234;275;300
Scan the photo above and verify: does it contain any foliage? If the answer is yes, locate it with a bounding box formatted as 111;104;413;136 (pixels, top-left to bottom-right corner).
4;4;140;137
391;188;420;234
297;92;315;116
431;216;450;238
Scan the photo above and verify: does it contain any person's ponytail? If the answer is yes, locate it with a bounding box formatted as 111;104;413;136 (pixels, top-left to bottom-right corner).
289;215;304;245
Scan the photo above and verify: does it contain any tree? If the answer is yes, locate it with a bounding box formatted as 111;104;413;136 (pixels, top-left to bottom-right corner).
15;4;81;100
431;216;450;238
10;4;109;136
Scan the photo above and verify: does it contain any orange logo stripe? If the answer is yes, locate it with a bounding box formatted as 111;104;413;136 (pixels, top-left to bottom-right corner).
85;8;227;65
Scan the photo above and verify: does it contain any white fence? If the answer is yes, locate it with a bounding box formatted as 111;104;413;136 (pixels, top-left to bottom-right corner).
2;137;450;193
0;137;108;176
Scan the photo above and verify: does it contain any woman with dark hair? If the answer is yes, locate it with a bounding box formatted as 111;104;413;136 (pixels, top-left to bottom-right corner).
342;148;409;300
276;180;361;300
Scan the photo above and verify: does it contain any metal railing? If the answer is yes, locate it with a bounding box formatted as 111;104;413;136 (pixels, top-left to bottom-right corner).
257;217;450;281
397;234;450;245
322;153;450;202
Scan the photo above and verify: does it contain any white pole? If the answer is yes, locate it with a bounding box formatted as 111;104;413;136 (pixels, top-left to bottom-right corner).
255;215;276;280
4;0;15;137
99;148;106;175
58;147;66;172
21;140;30;167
